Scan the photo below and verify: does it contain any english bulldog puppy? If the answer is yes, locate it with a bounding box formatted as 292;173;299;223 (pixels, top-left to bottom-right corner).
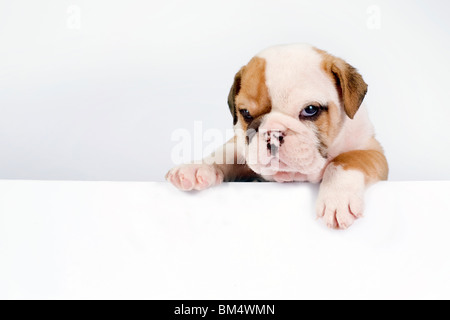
166;44;388;229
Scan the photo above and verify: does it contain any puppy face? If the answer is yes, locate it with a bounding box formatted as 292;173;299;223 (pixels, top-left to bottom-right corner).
228;44;368;183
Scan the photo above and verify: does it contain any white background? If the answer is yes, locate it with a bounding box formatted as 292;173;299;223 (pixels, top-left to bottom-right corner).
1;180;450;299
0;0;449;182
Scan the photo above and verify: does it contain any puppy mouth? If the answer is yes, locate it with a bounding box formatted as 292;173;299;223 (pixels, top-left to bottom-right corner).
258;157;296;174
254;151;326;178
258;163;303;183
270;158;292;171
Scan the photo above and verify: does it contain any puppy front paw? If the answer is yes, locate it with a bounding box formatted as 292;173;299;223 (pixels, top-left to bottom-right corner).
316;190;364;229
316;168;365;229
165;164;224;191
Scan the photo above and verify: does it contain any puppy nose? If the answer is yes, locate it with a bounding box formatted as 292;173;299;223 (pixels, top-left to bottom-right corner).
265;130;285;155
265;130;285;143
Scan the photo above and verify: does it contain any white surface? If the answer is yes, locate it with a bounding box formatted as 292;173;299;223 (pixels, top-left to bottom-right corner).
1;180;449;299
0;0;450;182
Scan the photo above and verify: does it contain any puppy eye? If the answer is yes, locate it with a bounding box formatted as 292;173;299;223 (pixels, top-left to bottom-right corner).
300;105;320;118
239;109;254;122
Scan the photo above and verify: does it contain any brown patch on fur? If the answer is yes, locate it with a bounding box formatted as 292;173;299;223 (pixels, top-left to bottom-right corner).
331;141;389;183
228;68;243;125
213;136;261;181
229;57;271;130
314;102;342;155
315;48;368;119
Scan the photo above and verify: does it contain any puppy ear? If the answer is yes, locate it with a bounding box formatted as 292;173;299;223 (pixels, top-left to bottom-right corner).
320;52;368;119
228;67;244;125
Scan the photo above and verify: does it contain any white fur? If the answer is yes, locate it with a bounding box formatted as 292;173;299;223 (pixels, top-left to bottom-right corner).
257;44;340;116
327;104;375;160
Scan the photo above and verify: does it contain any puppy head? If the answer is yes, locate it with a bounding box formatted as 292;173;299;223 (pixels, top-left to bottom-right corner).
228;44;368;182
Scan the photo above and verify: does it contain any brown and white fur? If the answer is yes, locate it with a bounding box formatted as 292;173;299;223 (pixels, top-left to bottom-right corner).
166;44;388;229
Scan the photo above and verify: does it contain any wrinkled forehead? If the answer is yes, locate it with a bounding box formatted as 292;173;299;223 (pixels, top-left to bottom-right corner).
256;44;340;110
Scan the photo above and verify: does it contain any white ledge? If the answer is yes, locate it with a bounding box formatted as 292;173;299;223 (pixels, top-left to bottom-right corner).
0;180;449;299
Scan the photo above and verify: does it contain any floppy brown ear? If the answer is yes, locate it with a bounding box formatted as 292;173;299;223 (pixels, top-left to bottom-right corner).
228;67;244;125
320;51;368;119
